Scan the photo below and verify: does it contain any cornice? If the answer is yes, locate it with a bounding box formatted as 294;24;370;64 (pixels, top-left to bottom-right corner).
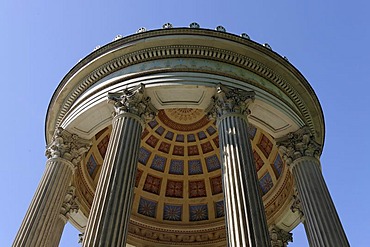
46;28;324;148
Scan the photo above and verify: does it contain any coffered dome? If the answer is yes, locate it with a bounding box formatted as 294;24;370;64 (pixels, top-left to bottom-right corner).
75;108;293;246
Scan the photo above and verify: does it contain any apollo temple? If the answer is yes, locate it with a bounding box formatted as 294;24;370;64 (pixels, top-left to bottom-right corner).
13;23;349;247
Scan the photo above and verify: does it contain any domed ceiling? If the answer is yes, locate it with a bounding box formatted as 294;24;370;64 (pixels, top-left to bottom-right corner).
75;108;293;246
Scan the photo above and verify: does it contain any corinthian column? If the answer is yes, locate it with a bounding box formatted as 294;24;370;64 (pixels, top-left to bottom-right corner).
278;128;349;247
208;84;271;247
82;84;155;247
13;128;90;247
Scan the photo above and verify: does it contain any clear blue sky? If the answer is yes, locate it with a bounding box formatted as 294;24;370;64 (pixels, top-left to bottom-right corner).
1;1;369;246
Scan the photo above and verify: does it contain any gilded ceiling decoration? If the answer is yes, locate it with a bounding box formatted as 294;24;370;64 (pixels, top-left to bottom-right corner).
77;108;289;235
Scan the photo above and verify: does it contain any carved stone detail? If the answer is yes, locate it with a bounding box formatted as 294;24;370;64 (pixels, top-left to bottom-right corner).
215;26;226;32
60;186;79;219
53;41;317;137
136;27;146;33
290;191;304;221
189;22;200;28
207;84;255;119
265;172;294;219
128;221;226;245
269;225;293;247
162;23;173;29
108;84;156;123
277;127;321;166
45;127;91;166
78;232;84;244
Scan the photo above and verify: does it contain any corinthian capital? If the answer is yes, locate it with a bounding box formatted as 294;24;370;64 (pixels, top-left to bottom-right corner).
45;127;91;165
276;127;321;166
207;84;255;119
290;190;305;221
60;186;79;218
108;84;156;122
269;225;293;247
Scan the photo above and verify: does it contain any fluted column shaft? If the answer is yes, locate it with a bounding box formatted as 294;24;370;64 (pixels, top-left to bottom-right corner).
50;215;68;247
82;114;142;246
50;186;79;247
219;115;271;246
290;193;312;246
13;158;74;247
210;84;271;247
292;157;349;246
13;128;90;247
83;84;155;247
278;128;349;247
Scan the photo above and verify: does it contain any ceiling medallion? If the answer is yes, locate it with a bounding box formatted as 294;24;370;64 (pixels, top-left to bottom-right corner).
158;109;210;132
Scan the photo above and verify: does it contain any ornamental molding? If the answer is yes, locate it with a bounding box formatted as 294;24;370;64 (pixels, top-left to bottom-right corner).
107;84;156;123
60;186;79;218
207;84;255;120
277;127;321;167
290;190;305;222
45;127;91;166
265;171;294;220
127;219;226;245
74;167;94;215
157;109;209;131
50;41;316;140
78;232;84;244
269;225;293;247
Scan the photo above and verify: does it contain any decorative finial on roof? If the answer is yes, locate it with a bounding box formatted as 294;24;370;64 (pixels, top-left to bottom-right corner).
162;23;173;29
88;24;293;65
189;22;200;28
114;35;123;41
263;43;272;50
240;33;250;39
215;26;226;32
136;27;147;33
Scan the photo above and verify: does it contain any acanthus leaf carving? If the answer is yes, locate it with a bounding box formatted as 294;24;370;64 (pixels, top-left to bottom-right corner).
60;186;79;218
269;225;293;247
277;127;321;166
108;84;156;123
290;189;305;222
45;127;91;166
207;84;255;120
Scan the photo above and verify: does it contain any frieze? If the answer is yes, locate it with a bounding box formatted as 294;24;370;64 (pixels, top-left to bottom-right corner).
74;168;94;215
265;172;294;220
127;220;226;245
51;38;315;138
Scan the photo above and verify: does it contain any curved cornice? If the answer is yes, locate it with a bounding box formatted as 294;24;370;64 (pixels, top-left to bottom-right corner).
46;28;324;145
